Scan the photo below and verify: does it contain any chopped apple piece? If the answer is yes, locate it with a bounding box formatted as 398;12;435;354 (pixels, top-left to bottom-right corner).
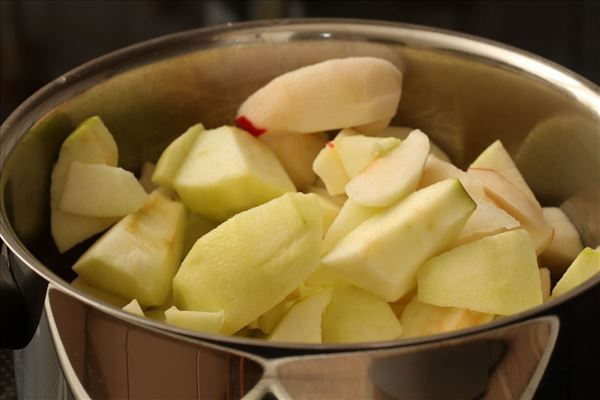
236;57;403;135
334;129;400;178
183;212;219;256
122;299;144;317
469;140;539;205
400;296;494;338
261;133;328;190
310;191;341;234
304;267;350;288
539;268;551;302
419;154;486;199
468;168;553;255
322;199;379;254
455;198;520;246
172;193;323;335
257;300;295;335
50;116;119;252
323;179;476;301
551;248;600;298
73;191;186;306
346;130;430;207
321;286;402;343
71;277;130;308
152;124;203;190
418;229;543;315
173;126;295;221
374;126;451;163
138;162;157;193
313;141;350;196
59;162;148;217
268;289;333;343
540;207;584;276
164;306;223;334
307;186;347;207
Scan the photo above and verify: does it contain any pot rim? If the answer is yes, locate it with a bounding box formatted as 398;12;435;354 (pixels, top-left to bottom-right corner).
1;18;599;352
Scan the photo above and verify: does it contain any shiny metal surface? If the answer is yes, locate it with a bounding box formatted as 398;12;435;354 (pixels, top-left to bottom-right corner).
1;19;599;353
46;288;558;399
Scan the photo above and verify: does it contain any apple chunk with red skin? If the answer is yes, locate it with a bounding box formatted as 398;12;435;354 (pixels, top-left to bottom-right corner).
236;57;403;136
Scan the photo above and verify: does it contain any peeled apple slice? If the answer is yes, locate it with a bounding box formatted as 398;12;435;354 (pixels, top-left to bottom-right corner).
469;140;539;205
374;126;452;163
236;57;403;136
59;162;148;217
551;247;600;298
321;286;402;343
539;207;584;276
50;116;119;252
345;130;430;207
173;126;295;221
172;193;323;335
400;296;494;338
312;142;350;196
467;168;552;255
268;289;333;343
164;306;224;334
323;179;476;301
418;229;543;315
419;154;486;200
73;191;186;306
322;199;379;254
152;124;204;190
455;198;520;246
334;130;400;178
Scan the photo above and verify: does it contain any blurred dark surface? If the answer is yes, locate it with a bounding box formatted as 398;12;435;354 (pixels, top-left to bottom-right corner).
0;1;599;399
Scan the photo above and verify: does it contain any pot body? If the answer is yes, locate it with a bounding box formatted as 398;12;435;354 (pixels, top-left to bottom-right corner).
1;20;599;398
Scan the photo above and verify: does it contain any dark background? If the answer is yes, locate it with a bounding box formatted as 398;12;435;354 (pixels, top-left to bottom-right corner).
1;0;599;122
1;1;599;399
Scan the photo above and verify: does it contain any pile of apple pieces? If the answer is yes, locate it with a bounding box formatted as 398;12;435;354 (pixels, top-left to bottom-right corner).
50;57;600;344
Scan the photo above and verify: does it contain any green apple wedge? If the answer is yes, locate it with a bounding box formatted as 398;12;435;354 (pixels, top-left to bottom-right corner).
164;307;224;334
236;57;403;135
345;129;430;207
322;179;476;302
539;207;584;277
260;132;328;191
551;247;600;298
172;192;323;335
59;162;148;217
173;126;295;221
334;129;400;178
469;140;539;205
417;229;543;315
268;289;333;343
151;124;204;190
322;199;379;254
73;191;186;306
321;286;402;343
50;116;120;252
400;296;494;338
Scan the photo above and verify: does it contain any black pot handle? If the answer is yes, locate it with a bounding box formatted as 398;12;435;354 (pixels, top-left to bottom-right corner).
0;243;48;349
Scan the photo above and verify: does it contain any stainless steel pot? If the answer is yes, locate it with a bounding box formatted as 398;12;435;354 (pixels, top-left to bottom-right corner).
1;19;599;399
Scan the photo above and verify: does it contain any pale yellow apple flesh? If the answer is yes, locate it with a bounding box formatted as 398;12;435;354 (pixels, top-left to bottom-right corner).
346;130;430;207
236;57;403;135
469;140;539;205
173;126;295;221
418;229;543;315
467;168;553;255
138;161;157;193
59;162;148;217
312;143;350;196
164;306;224;334
151;124;204;190
321;286;402;343
307;186;347;207
400;296;494;338
172;193;323;335
303;267;350;288
322;199;379;254
419;154;486;199
182;212;219;256
73;191;186;306
122;299;145;317
50;116;120;252
455;198;520;246
551;247;600;298
261;133;328;190
334;130;400;178
539;268;551;302
354;117;393;135
309;191;341;234
257;299;295;335
268;289;333;343
540;207;584;277
323;179;476;301
374;126;452;163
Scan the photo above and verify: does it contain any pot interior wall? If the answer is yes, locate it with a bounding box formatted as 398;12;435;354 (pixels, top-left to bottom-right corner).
2;31;599;284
